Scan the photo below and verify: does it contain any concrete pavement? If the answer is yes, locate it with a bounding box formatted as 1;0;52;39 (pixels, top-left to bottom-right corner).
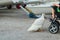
0;8;60;40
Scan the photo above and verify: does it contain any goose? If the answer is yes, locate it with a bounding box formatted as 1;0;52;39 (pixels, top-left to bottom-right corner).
27;13;45;32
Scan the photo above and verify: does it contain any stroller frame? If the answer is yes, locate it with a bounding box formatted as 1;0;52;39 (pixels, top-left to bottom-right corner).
48;16;60;34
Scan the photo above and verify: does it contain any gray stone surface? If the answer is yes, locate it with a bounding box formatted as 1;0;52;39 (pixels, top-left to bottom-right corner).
0;8;60;40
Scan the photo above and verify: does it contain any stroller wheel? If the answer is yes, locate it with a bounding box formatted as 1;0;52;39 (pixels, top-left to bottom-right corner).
48;22;59;34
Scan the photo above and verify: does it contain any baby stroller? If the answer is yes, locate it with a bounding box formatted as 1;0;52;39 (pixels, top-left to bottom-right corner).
48;16;60;34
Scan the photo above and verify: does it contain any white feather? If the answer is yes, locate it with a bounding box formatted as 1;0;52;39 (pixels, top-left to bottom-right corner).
27;14;45;31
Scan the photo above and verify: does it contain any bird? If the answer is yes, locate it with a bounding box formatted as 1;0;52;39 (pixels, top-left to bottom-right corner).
27;13;45;32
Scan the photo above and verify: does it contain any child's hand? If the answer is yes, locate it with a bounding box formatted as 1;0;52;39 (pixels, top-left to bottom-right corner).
52;15;55;19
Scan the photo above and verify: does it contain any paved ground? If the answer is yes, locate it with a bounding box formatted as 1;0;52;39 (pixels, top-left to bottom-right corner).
0;8;60;40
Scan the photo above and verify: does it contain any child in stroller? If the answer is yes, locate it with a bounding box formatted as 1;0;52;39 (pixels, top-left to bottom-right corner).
48;3;60;34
